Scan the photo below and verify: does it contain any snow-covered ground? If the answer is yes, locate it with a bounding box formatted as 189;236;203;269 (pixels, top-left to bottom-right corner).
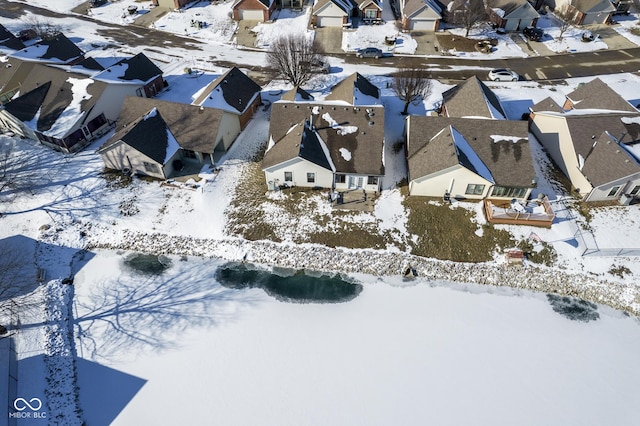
2;1;640;424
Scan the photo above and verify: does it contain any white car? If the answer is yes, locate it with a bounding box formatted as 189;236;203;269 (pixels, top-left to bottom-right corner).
488;68;519;82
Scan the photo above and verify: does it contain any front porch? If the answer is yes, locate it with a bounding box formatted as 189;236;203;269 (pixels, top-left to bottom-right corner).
332;189;376;211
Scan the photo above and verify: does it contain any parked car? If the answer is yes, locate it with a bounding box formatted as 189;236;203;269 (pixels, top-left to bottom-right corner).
523;26;544;42
488;68;519;82
308;59;330;74
356;47;383;59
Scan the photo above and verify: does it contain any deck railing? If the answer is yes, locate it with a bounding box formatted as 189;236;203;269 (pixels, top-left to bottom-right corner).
484;197;555;227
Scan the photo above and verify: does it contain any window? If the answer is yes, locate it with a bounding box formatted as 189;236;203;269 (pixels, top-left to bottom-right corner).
465;184;485;196
367;176;378;185
335;174;346;184
284;172;293;182
143;162;160;174
307;172;315;183
364;9;377;19
629;185;640;196
491;186;527;198
607;186;621;197
136;87;143;97
183;150;197;159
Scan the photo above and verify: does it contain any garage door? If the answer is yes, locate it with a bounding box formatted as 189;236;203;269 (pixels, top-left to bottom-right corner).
410;20;435;31
239;9;265;21
317;16;344;27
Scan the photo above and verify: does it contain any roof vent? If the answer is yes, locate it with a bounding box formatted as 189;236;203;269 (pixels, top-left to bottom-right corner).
368;121;374;126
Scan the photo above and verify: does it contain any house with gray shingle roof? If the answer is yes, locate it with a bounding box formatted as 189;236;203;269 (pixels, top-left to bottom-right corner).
232;0;276;22
554;0;615;25
400;0;442;31
93;52;165;99
441;76;507;119
529;79;640;202
325;72;380;106
487;0;539;32
192;67;262;130
311;0;354;27
263;101;385;192
98;96;235;179
0;63;110;153
406;116;536;200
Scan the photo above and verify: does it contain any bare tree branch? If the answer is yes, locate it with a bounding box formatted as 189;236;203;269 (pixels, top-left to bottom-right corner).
394;68;432;115
266;34;325;87
447;0;491;37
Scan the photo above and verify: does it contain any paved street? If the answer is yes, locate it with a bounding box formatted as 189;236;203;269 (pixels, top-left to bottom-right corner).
1;0;640;83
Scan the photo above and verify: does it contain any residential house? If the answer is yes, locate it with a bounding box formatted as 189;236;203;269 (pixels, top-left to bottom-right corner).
324;72;380;105
406;116;536;200
312;0;353;27
232;0;277;21
152;0;196;9
553;0;615;25
440;76;507;119
0;34;85;105
0;52;164;153
355;0;383;23
263;101;385;192
0;64;110;153
192;67;262;129
93;53;165;121
529;78;640;202
98;97;237;179
487;0;539;31
400;0;442;31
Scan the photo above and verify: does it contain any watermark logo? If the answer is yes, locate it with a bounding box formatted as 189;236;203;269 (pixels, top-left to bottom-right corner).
14;398;42;411
9;398;46;419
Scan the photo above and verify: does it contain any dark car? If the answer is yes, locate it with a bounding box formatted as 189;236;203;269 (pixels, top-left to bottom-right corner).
523;26;544;42
356;47;383;59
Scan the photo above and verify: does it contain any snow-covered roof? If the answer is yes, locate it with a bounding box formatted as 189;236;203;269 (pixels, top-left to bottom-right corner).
9;34;83;65
442;76;506;120
93;53;162;84
193;67;262;115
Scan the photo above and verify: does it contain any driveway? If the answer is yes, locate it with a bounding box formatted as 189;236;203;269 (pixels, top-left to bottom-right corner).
411;31;439;55
315;27;344;55
236;20;260;48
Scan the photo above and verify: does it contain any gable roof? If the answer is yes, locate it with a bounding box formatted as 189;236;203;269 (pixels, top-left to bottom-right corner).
232;0;273;9
9;34;84;65
442;76;506;119
264;101;385;175
263;120;335;171
101;96;225;155
313;0;354;14
490;0;539;19
402;0;443;18
407;116;535;187
280;86;315;102
3;63;107;137
0;24;26;52
571;0;615;13
193;67;262;115
565;78;638;113
580;130;640;186
325;73;380;105
93;52;162;84
529;96;564;113
564;111;640;164
354;0;382;10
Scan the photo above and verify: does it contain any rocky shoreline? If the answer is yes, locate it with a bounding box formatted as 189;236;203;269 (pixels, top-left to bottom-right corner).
87;229;640;317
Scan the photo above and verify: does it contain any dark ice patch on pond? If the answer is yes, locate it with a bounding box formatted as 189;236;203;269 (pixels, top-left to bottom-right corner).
123;253;172;275
215;262;362;303
547;294;600;322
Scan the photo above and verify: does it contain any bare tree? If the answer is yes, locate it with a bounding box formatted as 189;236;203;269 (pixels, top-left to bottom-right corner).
555;8;574;41
267;34;325;87
0;140;38;197
447;0;490;37
22;16;62;40
394;68;432;115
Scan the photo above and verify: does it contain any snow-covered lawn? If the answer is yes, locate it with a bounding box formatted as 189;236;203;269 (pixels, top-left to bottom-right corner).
342;22;418;55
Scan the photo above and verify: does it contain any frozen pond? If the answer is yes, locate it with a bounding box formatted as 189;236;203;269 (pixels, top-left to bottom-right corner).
73;250;640;425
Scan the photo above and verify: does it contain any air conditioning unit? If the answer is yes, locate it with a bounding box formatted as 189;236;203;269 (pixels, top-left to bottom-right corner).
619;193;634;206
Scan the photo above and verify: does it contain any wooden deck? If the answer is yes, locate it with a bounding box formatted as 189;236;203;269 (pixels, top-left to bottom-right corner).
332;190;376;212
484;197;555;228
